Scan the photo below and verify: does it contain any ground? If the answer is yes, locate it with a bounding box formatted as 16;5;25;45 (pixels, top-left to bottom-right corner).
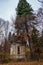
0;61;43;65
0;48;43;65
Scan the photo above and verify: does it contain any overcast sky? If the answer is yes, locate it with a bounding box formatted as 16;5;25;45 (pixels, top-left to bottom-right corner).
0;0;41;21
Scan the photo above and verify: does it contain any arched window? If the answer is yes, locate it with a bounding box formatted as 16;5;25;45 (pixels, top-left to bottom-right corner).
18;46;20;54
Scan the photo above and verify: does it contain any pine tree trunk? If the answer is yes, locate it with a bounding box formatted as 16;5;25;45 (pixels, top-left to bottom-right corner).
24;18;33;59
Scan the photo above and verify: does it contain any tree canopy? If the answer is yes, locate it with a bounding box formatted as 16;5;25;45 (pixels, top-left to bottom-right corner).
16;0;33;17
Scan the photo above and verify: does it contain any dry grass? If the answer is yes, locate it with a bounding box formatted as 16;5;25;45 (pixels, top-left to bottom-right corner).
0;48;43;65
0;61;43;65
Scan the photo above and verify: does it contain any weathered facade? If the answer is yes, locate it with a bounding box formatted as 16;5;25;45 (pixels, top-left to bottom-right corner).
10;41;26;59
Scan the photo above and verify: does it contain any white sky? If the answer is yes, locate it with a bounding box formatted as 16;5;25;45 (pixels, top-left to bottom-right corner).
0;0;41;21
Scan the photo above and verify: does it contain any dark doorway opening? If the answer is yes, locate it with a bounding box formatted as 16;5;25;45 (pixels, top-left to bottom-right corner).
18;46;20;54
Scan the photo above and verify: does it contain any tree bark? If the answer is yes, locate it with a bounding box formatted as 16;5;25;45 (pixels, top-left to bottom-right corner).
24;18;33;58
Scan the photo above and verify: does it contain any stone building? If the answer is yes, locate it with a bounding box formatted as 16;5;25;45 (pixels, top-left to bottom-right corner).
9;34;26;59
10;41;26;59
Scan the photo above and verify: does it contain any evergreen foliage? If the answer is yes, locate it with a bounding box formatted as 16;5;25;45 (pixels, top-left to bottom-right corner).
16;0;33;17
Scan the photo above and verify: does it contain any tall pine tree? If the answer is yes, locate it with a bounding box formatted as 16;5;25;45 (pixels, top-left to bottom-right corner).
14;0;36;58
